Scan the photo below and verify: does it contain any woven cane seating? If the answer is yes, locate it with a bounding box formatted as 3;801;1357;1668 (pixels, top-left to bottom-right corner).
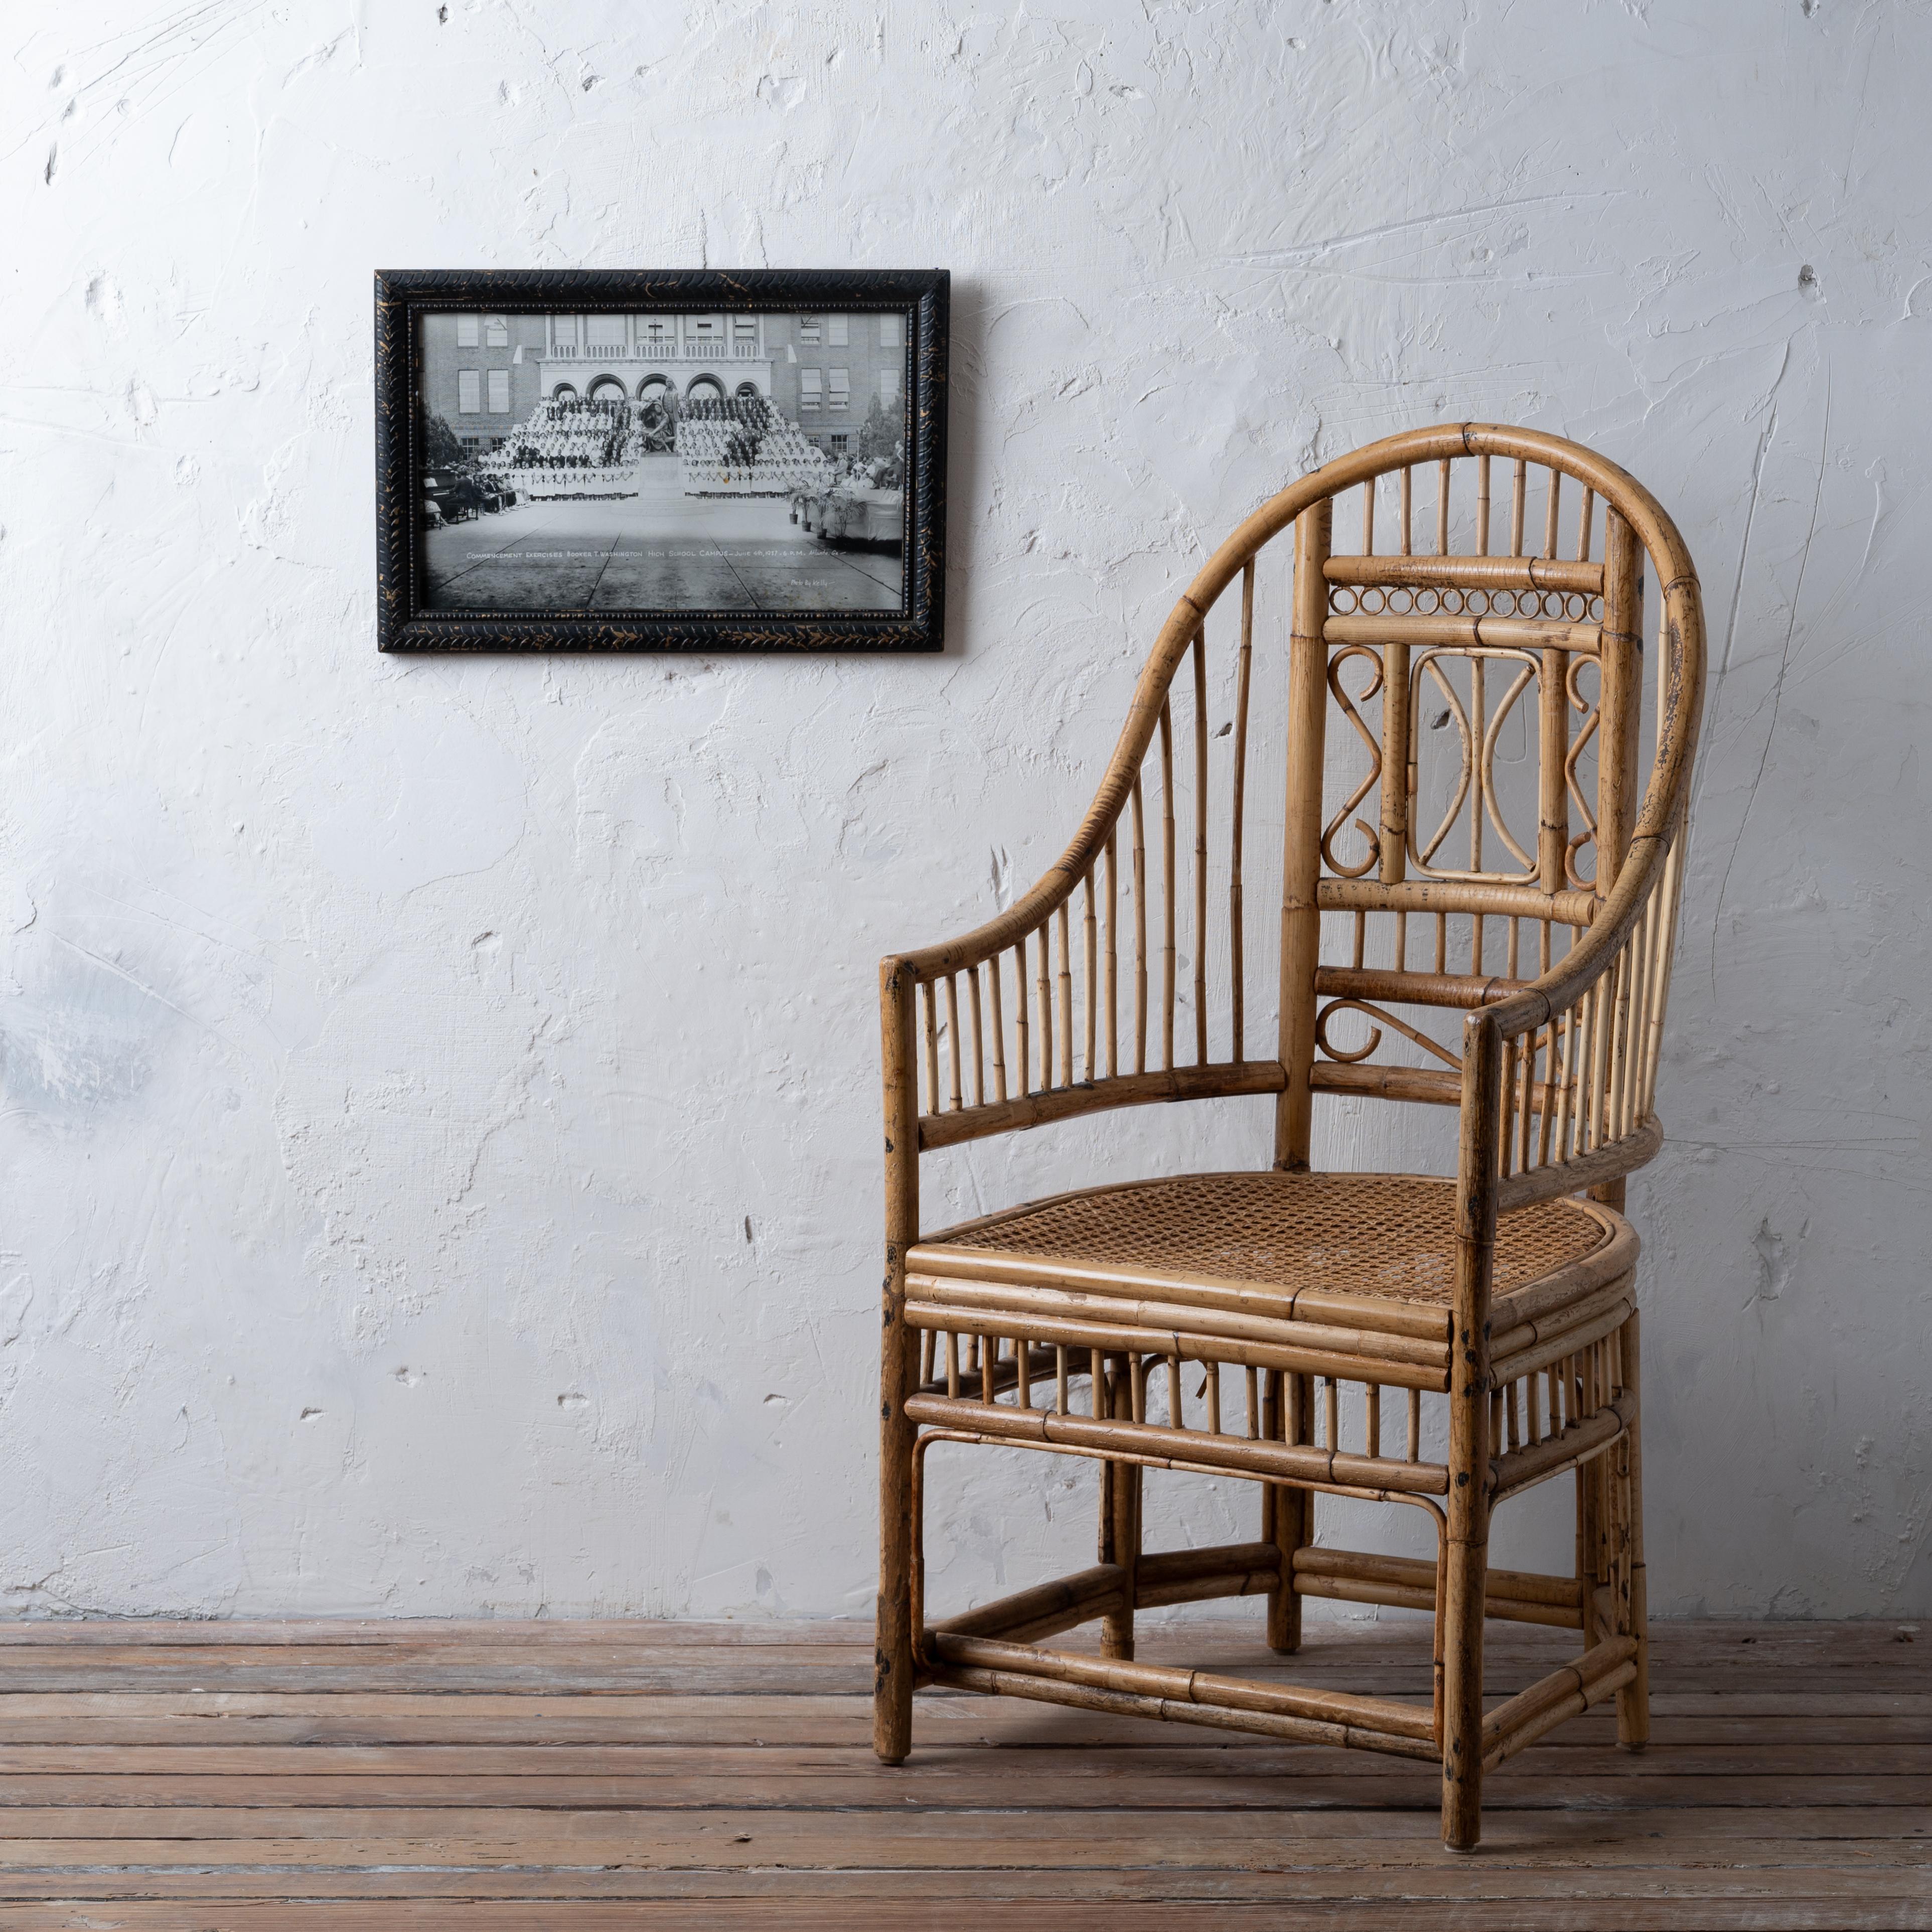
921;1172;1626;1308
872;423;1706;1851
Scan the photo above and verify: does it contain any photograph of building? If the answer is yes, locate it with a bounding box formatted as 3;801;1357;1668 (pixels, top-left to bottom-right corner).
414;310;910;614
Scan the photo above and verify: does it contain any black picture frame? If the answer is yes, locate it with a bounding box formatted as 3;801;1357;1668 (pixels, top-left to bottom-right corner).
374;268;948;652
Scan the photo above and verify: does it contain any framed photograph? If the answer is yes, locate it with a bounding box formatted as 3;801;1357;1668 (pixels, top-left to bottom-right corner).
374;268;948;652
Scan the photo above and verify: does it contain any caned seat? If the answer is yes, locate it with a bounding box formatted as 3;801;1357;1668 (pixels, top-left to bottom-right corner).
918;1172;1628;1313
872;423;1707;1851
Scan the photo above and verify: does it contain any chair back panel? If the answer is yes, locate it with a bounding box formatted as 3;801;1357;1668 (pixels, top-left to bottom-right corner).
899;425;1704;1189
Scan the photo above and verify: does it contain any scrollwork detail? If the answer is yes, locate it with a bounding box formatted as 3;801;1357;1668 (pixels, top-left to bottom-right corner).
1320;643;1385;879
1315;998;1463;1070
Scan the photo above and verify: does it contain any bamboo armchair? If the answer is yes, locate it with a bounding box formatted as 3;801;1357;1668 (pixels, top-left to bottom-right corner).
874;423;1705;1851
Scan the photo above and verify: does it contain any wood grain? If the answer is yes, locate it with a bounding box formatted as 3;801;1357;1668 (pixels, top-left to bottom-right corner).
0;1620;1917;1927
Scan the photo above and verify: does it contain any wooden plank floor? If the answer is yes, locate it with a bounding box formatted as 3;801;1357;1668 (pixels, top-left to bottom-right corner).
0;1616;1919;1928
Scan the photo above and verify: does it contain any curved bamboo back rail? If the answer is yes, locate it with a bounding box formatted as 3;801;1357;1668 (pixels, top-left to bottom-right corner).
889;424;1705;1210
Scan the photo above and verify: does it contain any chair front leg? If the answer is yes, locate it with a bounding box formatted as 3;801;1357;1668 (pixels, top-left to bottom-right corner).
1443;1010;1501;1853
1440;1372;1491;1852
874;1316;916;1763
875;960;921;1765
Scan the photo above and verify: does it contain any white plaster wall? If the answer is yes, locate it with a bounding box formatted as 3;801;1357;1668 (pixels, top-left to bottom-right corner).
0;0;1926;1621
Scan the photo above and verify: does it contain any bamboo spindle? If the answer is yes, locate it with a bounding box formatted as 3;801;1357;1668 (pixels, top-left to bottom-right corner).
1555;996;1583;1162
1436;457;1451;555
987;927;1007;1102
1035;920;1054;1092
1516;1029;1536;1174
922;981;940;1117
1612;903;1650;1139
1380;584;1412;887
1399;466;1413;554
1159;699;1176;1072
944;975;963;1112
1012;940;1029;1098
1230;561;1255;1057
1597;508;1643;898
1640;870;1674;1127
1509;459;1527;557
1538;646;1570;893
1104;829;1119;1080
1193;631;1210;1067
1131;775;1148;1074
1543;467;1562;562
1626;877;1661;1134
1469;655;1487;878
967;967;985;1108
1275;497;1334;1172
1057;901;1073;1090
1640;835;1686;1112
1082;872;1098;1084
1537;1019;1559;1166
1586;968;1613;1153
1498;1037;1519;1178
1475;453;1492;555
1607;948;1634;1147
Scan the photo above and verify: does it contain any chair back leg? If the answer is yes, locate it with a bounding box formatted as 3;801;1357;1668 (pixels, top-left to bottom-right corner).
1266;1371;1314;1653
1100;1360;1140;1660
875;1382;916;1763
1615;1309;1651;1749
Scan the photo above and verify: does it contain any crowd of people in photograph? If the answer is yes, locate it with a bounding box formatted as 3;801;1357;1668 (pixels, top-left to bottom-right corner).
494;394;636;471
436;388;905;522
675;394;831;488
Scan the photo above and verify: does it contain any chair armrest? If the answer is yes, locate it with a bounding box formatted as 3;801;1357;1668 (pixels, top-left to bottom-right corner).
1461;813;1688;1216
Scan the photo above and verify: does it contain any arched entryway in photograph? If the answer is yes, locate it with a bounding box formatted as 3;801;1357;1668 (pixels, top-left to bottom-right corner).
586;375;627;403
549;382;577;401
685;375;726;403
734;381;763;403
635;373;676;453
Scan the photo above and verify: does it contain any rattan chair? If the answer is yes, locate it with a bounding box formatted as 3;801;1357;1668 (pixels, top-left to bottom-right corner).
873;423;1705;1851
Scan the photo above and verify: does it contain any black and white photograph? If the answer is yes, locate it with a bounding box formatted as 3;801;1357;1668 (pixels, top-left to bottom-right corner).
375;270;948;651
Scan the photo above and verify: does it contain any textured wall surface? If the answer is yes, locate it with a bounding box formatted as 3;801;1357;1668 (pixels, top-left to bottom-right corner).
1;0;1925;1620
